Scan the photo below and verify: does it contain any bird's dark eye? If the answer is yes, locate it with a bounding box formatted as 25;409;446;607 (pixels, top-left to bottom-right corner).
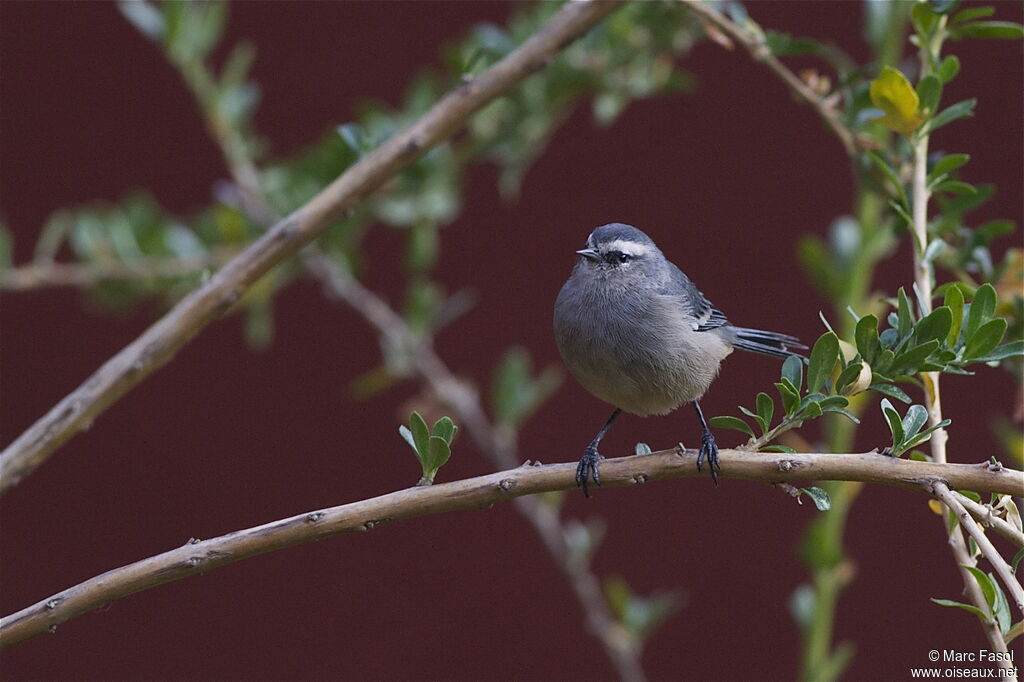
616;252;631;263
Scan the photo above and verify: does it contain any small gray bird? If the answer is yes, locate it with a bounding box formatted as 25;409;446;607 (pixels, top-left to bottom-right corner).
554;223;805;496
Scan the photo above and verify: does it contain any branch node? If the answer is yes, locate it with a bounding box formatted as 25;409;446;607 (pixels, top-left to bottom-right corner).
497;478;516;491
186;537;202;545
631;473;648;485
44;598;63;611
778;459;800;473
305;512;326;523
187;557;202;568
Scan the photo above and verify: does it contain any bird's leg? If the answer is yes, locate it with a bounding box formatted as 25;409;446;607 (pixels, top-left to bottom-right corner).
692;400;720;485
576;408;621;498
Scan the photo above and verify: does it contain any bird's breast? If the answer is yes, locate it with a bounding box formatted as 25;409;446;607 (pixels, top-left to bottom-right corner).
554;285;731;416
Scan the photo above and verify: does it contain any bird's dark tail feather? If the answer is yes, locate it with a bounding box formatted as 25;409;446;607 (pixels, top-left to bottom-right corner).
730;327;807;358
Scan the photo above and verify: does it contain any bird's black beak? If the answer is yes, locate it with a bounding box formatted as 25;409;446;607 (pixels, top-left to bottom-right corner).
576;248;601;262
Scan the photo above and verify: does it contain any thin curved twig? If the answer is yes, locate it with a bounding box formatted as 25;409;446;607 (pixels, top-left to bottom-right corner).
0;0;625;495
2;449;1019;648
931;482;1024;614
0;250;239;292
951;490;1024;549
680;0;863;157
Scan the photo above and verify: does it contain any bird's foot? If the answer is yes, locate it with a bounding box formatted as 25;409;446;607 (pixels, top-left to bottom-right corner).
696;429;721;486
576;445;604;498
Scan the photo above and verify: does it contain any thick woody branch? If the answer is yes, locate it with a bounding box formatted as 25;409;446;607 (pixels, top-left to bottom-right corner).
680;0;862;156
2;449;1020;648
930;482;1024;614
0;0;624;494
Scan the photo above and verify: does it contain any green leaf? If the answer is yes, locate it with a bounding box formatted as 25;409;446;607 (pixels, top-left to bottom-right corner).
764;30;823;56
902;419;952;453
950;6;995;25
880;399;905;449
398;424;419;457
952;21;1024;40
739;406;766;434
945;286;965;346
937;55;961;83
800;486;832;511
890;340;940;376
432;416;457;445
897;288;914;339
964;566;996;609
708;416;755;438
901;404;929;439
930;598;990;621
807;332;840;394
1012;547;1024;574
797;235;837;297
868;152;909;206
933;180;977;196
974;219;1016;245
869;382;912;404
924;99;976;134
930;152;970;180
964;283;997;341
989;573;1012;634
969;340;1024;364
410;412;431;461
869;66;925;135
822;407;861;424
763;444;796;454
756;393;774;433
855;314;882;365
782;354;804;393
964;318;1007;361
491;347;563;428
426;435;452;473
914;307;952;345
634;442;652;456
915;75;942;115
911;2;939;36
775;381;800;416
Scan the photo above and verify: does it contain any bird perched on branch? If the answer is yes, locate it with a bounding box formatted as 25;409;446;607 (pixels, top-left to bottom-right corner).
554;223;805;496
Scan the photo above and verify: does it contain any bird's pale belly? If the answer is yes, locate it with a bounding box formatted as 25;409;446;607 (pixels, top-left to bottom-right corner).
557;323;732;417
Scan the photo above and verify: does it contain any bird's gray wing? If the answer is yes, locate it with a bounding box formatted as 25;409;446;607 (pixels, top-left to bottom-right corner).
661;262;730;332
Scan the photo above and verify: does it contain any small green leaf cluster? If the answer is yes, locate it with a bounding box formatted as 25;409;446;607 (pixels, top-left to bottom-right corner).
855;284;1021;383
604;575;679;647
878;401;948;458
119;2;261;148
710;282;1021;455
398;412;457;486
490;347;562;430
932;566;1017;642
710;335;860;450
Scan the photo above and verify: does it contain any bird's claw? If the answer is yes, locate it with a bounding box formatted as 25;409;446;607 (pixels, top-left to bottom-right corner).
696;429;721;486
576;446;604;498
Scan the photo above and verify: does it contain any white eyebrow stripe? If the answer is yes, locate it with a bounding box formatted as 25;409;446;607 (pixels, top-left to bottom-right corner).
603;239;653;256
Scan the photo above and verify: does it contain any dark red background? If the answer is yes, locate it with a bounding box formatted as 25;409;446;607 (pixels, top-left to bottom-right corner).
1;3;1021;680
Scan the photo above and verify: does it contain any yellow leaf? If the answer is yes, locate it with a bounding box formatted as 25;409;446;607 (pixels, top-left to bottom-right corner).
870;66;926;136
927;499;944;515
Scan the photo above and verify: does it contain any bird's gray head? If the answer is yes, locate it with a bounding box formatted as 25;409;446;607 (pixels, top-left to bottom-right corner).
573;223;666;280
